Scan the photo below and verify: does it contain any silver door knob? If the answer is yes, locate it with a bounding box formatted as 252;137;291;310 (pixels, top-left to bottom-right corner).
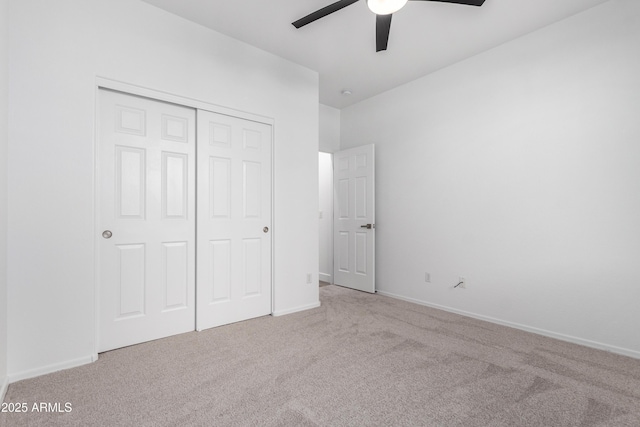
263;226;269;233
360;224;373;229
102;230;113;239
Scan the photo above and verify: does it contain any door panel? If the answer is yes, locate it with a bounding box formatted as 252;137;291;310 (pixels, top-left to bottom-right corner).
197;110;272;330
116;243;146;318
98;89;196;352
162;153;188;218
210;157;231;218
355;232;368;275
116;147;146;218
333;144;375;293
210;240;232;303
161;241;188;310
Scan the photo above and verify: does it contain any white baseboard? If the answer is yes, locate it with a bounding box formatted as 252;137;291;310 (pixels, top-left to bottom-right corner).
319;273;332;283
273;301;321;317
0;376;7;403
8;354;98;384
376;290;640;360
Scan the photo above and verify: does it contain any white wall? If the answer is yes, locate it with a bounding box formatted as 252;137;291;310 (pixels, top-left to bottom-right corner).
8;0;319;380
341;0;640;358
0;0;9;397
319;104;341;153
318;153;333;283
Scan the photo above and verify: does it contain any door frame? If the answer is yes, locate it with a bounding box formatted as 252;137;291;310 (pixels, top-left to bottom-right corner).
93;77;275;357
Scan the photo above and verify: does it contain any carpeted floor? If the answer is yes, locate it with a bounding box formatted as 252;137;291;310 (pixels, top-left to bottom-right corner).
2;285;640;426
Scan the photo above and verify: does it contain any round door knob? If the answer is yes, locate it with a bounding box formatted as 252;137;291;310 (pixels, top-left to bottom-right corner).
102;230;113;239
263;227;269;233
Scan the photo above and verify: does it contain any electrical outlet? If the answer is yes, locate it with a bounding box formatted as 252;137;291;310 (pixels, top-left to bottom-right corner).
425;272;431;283
458;277;466;289
306;273;312;284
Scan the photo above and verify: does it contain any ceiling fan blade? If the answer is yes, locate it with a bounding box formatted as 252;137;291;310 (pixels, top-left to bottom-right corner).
408;0;486;6
292;0;360;29
376;14;392;52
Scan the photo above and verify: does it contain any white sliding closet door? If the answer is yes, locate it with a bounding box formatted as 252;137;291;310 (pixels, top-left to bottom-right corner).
196;110;272;330
98;89;196;352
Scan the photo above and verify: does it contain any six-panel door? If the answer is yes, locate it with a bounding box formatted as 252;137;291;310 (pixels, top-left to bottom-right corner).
196;110;272;330
98;90;196;352
333;144;376;293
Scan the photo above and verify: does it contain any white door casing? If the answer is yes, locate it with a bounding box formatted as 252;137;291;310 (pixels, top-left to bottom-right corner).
196;110;273;330
333;144;375;293
97;89;196;352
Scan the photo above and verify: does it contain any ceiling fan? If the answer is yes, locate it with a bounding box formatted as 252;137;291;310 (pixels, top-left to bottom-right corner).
292;0;486;52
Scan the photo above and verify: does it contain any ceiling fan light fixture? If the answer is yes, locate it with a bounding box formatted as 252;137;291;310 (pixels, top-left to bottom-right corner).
367;0;408;15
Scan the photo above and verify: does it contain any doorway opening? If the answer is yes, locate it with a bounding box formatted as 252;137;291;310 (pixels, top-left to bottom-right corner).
319;152;333;286
319;145;376;293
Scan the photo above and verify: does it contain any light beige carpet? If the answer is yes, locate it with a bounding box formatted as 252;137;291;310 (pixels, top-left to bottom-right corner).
2;285;640;426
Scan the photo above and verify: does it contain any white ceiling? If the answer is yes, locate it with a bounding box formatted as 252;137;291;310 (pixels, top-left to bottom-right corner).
141;0;610;109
